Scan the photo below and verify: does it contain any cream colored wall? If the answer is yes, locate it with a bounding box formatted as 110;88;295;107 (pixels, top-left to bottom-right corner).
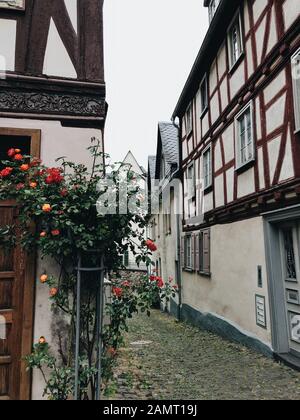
0;117;103;399
182;216;272;346
0;19;16;71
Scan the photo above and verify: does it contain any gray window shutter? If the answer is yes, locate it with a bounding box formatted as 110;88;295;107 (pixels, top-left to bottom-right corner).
195;233;200;272
202;229;211;274
181;236;185;268
191;234;195;271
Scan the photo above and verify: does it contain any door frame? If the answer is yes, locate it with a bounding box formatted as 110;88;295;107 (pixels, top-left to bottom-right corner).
0;127;41;400
263;204;300;356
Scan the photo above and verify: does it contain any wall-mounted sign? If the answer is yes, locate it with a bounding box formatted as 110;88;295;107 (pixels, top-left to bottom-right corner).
0;0;25;11
255;295;267;329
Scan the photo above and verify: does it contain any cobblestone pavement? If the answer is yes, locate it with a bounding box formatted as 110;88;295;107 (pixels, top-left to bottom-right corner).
112;310;300;400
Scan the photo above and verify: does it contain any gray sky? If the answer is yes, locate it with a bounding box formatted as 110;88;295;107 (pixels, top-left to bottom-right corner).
103;1;208;167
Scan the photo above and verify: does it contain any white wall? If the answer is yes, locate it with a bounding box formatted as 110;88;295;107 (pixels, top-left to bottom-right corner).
182;216;272;345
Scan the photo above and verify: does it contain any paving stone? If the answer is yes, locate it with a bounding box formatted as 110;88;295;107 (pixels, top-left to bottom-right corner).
109;310;300;400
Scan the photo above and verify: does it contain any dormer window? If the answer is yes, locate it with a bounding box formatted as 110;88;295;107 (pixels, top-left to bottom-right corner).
208;0;220;23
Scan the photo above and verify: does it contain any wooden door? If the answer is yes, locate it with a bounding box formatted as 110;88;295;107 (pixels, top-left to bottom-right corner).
0;128;40;400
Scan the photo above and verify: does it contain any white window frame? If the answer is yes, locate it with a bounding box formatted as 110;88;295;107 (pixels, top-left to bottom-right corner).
228;12;244;70
187;162;196;199
292;48;300;133
200;74;208;116
186;103;193;135
235;101;255;170
203;145;212;190
208;0;220;24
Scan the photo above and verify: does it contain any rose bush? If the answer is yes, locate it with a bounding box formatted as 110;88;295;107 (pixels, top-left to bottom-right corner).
0;139;178;400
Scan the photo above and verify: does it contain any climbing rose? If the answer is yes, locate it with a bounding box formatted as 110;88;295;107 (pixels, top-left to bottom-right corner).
16;183;24;191
39;337;47;345
40;232;47;238
156;277;164;288
20;164;29;172
60;188;68;197
51;230;60;237
30;158;42;167
30;182;37;188
122;281;130;288
14;154;23;161
145;239;157;252
149;275;157;282
42;204;52;213
50;288;58;297
40;274;48;283
45;168;64;185
0;167;13;178
7;148;16;158
112;287;123;298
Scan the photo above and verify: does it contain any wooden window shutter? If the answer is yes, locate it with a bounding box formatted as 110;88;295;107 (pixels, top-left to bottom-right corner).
191;234;195;271
202;229;211;274
195;233;200;272
181;236;185;268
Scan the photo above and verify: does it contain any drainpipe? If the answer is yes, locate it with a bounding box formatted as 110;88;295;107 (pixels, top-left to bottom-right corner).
172;118;183;321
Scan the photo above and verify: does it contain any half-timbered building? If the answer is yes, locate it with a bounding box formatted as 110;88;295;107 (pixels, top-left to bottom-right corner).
147;122;181;316
173;0;300;367
0;0;106;399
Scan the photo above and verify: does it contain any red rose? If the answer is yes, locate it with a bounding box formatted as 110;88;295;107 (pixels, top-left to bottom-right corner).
16;183;24;191
51;230;60;237
145;240;157;252
0;167;13;178
156;277;164;288
149;275;157;282
7;148;16;158
60;188;68;197
45;168;64;185
112;287;123;298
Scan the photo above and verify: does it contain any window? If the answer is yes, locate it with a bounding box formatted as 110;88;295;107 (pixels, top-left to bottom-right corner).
199;229;211;275
200;75;208;115
208;0;220;23
235;103;255;169
185;236;192;269
228;14;243;68
203;146;212;190
187;163;196;199
292;49;300;133
186;104;193;135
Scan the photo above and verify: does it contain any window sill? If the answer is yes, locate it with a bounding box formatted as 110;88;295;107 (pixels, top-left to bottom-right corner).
184;268;194;273
198;271;211;278
235;158;255;174
229;52;244;76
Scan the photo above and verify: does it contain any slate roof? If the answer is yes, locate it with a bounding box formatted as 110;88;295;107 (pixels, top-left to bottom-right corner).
158;122;179;166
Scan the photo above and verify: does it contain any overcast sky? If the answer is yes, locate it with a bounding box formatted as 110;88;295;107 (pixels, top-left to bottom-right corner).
103;1;208;167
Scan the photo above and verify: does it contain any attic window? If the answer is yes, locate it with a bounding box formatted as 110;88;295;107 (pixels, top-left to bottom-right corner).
208;0;220;23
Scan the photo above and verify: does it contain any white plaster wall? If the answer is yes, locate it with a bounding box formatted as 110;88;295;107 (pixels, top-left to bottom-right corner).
283;0;300;31
266;94;286;135
237;167;255;198
229;63;245;99
215;174;224;208
0;19;16;71
43;18;77;79
182;217;272;345
252;0;268;23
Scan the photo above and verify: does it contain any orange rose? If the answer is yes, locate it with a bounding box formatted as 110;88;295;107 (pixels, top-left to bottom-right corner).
30;182;37;188
14;154;23;161
50;288;58;297
20;164;29;172
40;274;48;283
39;336;47;345
42;204;52;213
14;149;21;154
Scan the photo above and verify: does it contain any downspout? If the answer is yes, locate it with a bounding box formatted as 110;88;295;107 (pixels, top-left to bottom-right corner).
172;119;183;321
